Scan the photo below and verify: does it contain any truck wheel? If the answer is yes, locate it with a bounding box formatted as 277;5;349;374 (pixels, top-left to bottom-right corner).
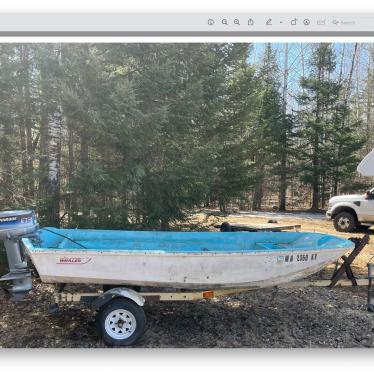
333;212;357;232
96;298;146;346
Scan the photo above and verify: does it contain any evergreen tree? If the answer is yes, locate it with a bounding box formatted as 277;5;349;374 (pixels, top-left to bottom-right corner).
297;43;364;210
202;43;259;213
250;44;293;211
0;42;370;226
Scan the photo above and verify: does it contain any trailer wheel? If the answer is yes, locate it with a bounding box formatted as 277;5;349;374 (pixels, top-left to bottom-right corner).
96;298;146;346
333;212;357;232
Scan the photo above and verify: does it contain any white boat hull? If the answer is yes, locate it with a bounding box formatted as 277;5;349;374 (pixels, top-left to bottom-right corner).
26;246;348;290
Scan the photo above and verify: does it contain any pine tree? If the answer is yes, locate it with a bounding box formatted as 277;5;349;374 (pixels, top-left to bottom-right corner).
0;42;370;227
0;45;19;206
202;43;259;213
297;43;364;210
37;44;63;226
250;44;291;211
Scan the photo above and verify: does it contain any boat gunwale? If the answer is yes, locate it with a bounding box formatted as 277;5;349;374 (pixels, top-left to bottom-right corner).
22;238;354;256
23;228;355;256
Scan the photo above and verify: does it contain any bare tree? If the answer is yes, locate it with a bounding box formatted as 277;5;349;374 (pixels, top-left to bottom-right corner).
279;43;289;211
38;44;63;226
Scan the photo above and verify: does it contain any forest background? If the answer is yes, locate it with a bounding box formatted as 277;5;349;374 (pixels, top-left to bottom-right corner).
0;42;372;229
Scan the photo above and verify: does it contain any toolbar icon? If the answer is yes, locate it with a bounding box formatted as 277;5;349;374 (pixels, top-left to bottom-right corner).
266;18;272;26
317;19;326;25
291;18;298;25
332;19;339;25
234;19;240;25
207;19;214;26
248;18;254;26
222;18;228;25
303;19;310;25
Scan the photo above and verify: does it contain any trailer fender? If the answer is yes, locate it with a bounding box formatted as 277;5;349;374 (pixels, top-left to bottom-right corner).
93;287;145;310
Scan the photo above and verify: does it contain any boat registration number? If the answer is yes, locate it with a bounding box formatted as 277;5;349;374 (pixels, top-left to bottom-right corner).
278;253;318;264
297;253;317;262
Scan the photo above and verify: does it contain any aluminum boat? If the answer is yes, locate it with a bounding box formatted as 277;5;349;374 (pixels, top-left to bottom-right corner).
21;227;354;290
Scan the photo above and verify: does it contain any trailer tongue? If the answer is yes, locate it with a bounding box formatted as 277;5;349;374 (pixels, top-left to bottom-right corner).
0;210;38;300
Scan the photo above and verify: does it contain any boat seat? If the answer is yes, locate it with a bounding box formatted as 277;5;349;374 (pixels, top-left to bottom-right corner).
255;242;287;250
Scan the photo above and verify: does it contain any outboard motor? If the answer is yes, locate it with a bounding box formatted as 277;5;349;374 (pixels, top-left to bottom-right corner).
0;210;38;300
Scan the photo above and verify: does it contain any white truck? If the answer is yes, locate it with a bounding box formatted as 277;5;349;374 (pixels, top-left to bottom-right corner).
327;148;374;232
326;189;374;232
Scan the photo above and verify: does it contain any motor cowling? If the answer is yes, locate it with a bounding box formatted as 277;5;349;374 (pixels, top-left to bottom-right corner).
0;210;38;300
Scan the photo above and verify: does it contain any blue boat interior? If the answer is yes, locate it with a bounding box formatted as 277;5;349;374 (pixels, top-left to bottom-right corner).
26;228;355;253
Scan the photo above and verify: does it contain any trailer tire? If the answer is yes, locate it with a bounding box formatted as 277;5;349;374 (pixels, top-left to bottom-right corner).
333;212;357;232
96;298;146;346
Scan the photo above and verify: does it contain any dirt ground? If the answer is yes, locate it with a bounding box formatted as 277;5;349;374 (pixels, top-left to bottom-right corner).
1;212;374;348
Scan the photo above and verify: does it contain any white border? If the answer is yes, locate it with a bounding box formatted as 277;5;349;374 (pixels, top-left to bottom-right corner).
0;0;374;13
1;36;374;43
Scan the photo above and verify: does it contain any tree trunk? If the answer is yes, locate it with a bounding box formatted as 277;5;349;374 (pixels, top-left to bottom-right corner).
311;47;323;212
38;44;63;226
252;173;264;211
332;43;358;193
1;119;14;204
67;120;76;225
279;43;289;211
17;45;34;200
366;48;373;153
45;108;63;226
23;45;35;199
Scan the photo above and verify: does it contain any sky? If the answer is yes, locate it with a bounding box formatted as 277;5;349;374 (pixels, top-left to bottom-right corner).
249;42;372;113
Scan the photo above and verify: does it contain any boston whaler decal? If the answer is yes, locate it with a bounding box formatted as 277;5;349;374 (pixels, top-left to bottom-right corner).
57;257;92;265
